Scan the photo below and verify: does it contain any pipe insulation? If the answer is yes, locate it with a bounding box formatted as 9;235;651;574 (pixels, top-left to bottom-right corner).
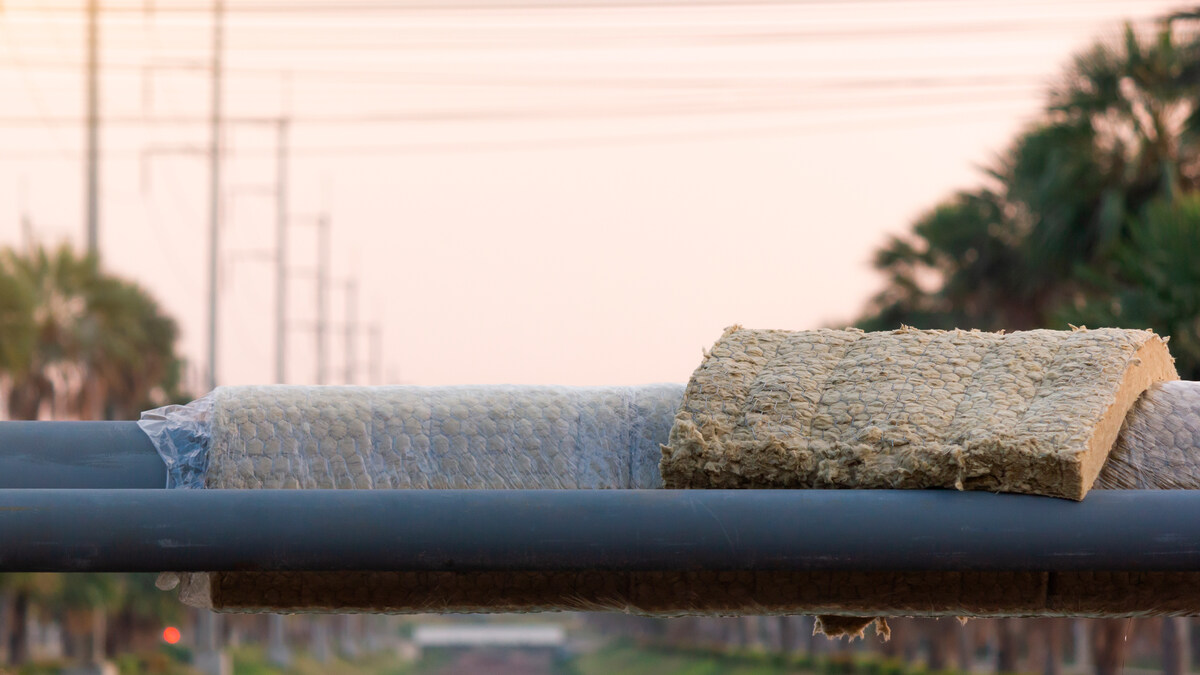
133;327;1200;615
141;385;681;491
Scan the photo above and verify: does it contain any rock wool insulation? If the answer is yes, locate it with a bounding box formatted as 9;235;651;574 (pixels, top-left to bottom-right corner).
139;328;1198;616
661;326;1177;500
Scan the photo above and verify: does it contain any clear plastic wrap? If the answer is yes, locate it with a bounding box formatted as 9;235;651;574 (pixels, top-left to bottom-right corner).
139;384;683;491
1096;380;1200;489
138;396;213;489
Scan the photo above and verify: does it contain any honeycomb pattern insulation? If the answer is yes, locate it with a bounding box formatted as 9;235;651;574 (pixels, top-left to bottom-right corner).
203;384;680;491
1098;380;1200;488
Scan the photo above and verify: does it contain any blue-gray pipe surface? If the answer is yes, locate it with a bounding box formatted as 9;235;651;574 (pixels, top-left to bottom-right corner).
0;488;1198;573
0;422;163;489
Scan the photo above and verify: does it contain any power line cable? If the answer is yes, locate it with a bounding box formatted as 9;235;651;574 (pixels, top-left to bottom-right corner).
1;18;1165;53
0;98;1040;160
0;60;1051;91
0;84;1047;128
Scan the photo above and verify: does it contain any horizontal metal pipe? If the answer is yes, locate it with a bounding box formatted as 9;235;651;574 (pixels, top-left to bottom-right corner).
0;422;164;489
0;488;1198;573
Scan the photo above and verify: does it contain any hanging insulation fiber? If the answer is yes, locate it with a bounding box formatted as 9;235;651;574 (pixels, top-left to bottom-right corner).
141;327;1200;616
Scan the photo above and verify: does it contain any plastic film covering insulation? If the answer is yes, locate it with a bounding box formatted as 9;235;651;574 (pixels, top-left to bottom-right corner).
1097;380;1200;489
140;385;681;491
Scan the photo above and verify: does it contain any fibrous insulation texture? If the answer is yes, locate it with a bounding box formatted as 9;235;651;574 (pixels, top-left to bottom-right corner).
660;326;1178;500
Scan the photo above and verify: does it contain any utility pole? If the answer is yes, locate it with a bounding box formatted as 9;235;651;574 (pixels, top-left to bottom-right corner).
142;114;289;387
343;279;357;385
275;119;288;384
315;214;329;385
369;324;381;386
85;0;99;255
21;211;33;254
19;177;33;253
267;119;290;667
197;1;226;672
206;0;225;391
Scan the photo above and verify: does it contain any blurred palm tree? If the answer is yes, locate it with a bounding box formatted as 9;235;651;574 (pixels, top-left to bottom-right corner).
1008;22;1200;280
856;188;1033;331
1060;196;1200;378
861;21;1200;356
0;243;185;422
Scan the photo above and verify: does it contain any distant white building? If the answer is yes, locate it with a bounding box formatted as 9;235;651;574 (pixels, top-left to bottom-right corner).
413;624;566;649
411;623;568;670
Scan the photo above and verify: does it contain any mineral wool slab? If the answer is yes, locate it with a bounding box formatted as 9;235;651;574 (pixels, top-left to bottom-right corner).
660;326;1178;500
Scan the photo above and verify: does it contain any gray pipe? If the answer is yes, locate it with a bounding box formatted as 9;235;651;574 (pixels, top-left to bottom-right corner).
0;422;163;489
0;488;1199;573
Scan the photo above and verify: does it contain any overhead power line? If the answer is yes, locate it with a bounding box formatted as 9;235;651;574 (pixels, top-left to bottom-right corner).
0;98;1039;161
0;88;1045;129
0;62;1050;90
0;18;1166;54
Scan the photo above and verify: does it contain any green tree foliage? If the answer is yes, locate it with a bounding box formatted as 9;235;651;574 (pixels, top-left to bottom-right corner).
858;188;1033;332
857;19;1200;378
1061;196;1200;378
0;243;186;421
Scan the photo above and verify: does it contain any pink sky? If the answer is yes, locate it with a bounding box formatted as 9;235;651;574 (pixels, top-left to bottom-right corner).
0;0;1184;390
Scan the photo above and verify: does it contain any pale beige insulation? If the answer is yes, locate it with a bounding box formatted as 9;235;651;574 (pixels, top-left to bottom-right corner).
661;326;1177;500
142;328;1199;616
